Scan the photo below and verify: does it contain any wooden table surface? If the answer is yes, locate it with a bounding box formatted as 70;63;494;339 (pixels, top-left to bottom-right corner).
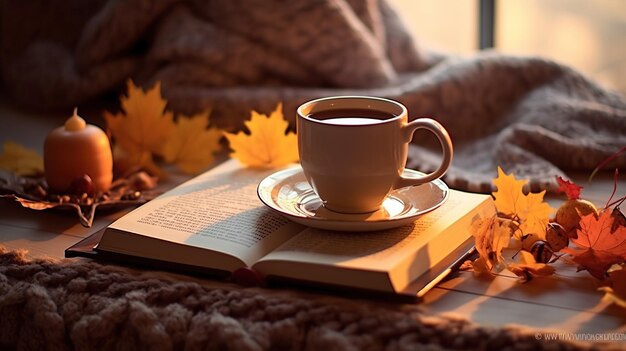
1;99;625;339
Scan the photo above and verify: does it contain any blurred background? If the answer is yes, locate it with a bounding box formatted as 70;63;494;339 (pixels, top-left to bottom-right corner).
388;0;626;96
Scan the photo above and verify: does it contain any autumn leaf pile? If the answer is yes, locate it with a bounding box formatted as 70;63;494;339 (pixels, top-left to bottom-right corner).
466;167;626;309
0;80;297;177
0;81;298;179
105;80;297;177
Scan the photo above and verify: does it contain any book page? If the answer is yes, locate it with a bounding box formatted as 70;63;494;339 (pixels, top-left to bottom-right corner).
104;160;304;266
254;191;494;292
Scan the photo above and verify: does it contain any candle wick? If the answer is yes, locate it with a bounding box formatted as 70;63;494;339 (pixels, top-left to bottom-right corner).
65;107;86;131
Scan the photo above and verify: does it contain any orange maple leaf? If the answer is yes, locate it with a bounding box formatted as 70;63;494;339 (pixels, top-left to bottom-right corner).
224;103;298;168
563;210;626;280
508;250;555;282
162;113;222;174
104;80;175;162
492;167;554;238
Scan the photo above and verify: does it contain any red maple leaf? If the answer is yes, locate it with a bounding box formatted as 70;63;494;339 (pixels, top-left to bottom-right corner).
556;176;582;200
563;210;626;280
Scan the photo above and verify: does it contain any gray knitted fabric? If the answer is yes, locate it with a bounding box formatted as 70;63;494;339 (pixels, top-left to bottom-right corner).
2;0;625;192
1;247;620;350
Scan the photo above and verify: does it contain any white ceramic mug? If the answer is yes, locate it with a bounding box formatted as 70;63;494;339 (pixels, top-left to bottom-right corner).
297;96;453;214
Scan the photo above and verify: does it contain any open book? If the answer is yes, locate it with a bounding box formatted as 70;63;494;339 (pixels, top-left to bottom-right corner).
66;160;495;298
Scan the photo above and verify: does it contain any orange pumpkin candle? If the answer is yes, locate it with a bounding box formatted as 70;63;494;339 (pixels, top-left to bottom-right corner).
44;108;113;193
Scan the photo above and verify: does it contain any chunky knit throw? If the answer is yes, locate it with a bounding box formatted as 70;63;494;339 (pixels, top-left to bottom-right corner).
1;246;621;350
1;0;625;192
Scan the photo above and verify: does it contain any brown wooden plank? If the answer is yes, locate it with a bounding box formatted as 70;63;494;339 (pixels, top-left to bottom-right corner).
0;223;81;258
423;287;626;334
434;266;625;319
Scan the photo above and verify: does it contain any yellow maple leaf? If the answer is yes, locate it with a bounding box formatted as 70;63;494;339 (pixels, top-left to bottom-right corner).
521;191;553;239
162;113;222;174
492;167;554;238
492;167;528;218
224;103;298;168
104;80;175;159
0;141;44;175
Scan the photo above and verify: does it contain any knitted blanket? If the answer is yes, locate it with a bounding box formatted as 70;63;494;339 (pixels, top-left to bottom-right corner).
1;246;620;350
2;0;625;192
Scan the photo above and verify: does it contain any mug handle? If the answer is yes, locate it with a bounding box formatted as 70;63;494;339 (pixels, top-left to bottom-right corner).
393;118;453;189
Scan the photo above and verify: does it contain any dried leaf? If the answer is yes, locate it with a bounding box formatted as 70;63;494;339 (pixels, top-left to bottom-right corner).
470;256;492;275
508;250;556;282
556;176;582;200
0;173;159;227
492;167;554;238
470;215;511;272
7;195;58;210
104;80;175;166
224;103;298;168
459;260;474;271
0;194;94;226
599;264;626;309
0;141;44;176
563;210;626;280
162;113;222;174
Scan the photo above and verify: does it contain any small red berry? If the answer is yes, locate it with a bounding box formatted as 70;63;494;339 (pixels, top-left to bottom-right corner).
69;174;94;195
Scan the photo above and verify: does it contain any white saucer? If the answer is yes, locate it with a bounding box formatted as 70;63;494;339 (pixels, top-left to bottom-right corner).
257;166;449;232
